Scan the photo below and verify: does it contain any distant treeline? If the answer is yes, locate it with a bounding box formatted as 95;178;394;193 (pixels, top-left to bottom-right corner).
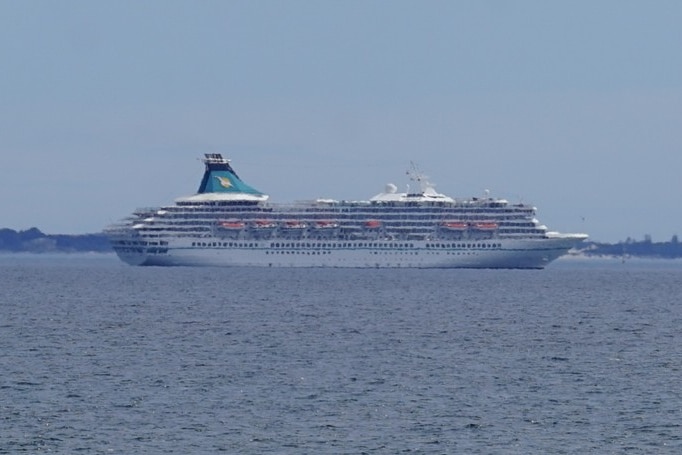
1;227;682;258
0;228;111;253
578;236;682;259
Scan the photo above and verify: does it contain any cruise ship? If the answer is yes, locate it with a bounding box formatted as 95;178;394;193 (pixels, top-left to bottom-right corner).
106;154;587;268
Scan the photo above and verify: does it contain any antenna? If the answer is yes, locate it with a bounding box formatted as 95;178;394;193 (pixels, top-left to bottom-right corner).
406;161;434;193
407;161;423;182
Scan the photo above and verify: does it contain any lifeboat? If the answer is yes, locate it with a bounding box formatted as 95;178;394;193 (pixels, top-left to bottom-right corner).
252;219;277;229
218;220;246;230
441;221;468;230
473;222;498;230
282;220;307;229
364;220;381;229
315;220;339;229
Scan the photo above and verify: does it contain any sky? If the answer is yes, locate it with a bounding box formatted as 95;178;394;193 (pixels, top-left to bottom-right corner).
1;1;681;242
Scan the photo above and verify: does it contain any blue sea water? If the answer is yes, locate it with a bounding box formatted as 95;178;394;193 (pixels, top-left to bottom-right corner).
1;254;681;454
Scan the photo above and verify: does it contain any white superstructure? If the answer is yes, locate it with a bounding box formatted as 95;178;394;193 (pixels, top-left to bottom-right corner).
106;154;587;268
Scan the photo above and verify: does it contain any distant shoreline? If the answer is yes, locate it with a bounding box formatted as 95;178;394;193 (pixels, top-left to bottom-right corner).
2;227;681;259
0;227;110;253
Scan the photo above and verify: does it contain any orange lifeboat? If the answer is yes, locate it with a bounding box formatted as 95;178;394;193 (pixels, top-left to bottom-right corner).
282;220;307;229
218;220;246;229
442;221;468;230
474;222;498;230
364;220;381;229
315;220;339;229
252;219;277;229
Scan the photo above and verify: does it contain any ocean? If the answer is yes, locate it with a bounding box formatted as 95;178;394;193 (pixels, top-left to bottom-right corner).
1;254;681;454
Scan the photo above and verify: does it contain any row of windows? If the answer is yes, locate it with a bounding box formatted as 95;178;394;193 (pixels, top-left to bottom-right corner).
427;243;501;249
142;203;535;215
254;250;422;256
139;217;536;227
145;209;534;219
172;204;531;211
189;241;501;250
118;240;168;246
266;251;331;255
190;241;417;248
270;242;417;249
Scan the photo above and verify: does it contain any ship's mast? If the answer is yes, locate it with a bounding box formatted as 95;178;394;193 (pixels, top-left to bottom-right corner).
406;161;434;194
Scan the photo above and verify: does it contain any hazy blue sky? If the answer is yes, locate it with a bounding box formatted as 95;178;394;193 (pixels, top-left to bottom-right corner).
2;1;681;242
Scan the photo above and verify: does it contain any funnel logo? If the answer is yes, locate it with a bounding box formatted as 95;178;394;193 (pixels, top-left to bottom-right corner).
215;176;233;189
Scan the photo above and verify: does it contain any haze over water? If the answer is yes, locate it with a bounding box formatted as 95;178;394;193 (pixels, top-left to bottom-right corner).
1;255;681;453
3;2;682;241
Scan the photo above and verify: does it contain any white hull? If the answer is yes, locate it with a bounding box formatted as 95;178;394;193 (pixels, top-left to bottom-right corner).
113;236;582;269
